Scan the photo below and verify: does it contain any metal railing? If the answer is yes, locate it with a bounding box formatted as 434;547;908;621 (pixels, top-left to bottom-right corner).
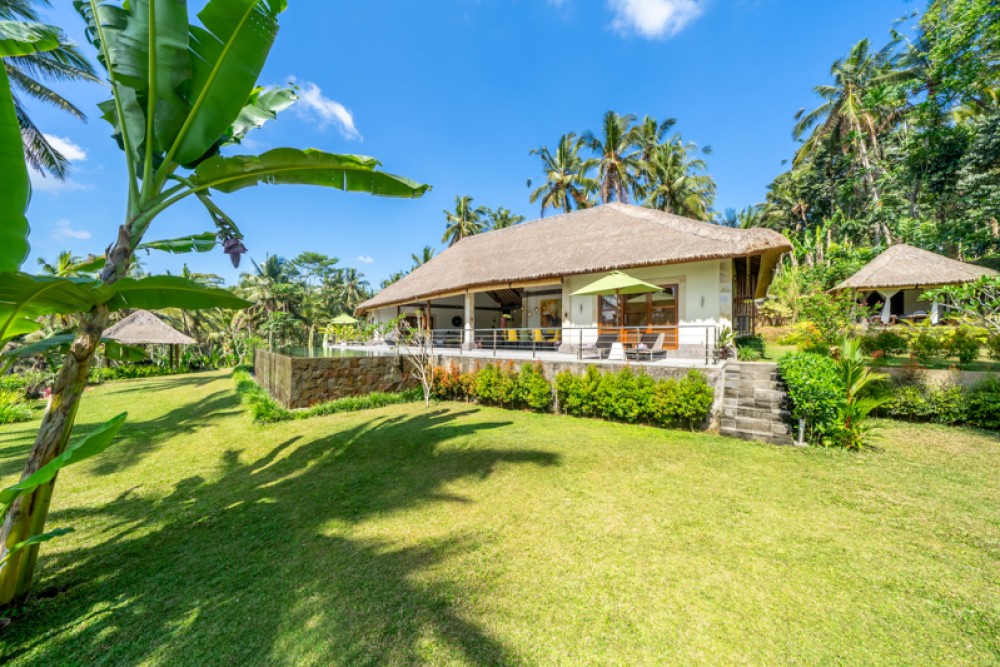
405;325;721;364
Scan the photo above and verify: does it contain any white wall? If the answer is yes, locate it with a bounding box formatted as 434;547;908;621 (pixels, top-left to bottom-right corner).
563;260;724;345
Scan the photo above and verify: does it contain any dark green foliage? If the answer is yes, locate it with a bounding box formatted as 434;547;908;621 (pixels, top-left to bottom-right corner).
966;378;1000;430
555;368;714;429
988;335;1000;361
861;330;909;357
909;329;945;365
777;352;845;444
881;384;969;425
945;326;982;366
735;335;766;361
469;363;553;412
233;370;421;424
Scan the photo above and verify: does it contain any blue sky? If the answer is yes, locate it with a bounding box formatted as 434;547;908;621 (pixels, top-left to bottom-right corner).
24;0;915;286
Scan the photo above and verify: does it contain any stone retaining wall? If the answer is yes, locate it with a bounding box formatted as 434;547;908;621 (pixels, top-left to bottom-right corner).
255;349;414;409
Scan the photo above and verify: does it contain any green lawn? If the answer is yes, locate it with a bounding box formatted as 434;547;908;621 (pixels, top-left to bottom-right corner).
1;370;998;665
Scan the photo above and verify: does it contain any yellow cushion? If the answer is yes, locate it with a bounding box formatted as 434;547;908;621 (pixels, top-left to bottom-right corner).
506;329;519;342
533;329;545;342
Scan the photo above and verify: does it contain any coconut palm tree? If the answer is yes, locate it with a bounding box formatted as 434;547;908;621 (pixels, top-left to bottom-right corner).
1;0;99;179
381;270;406;289
642;139;716;220
442;195;487;246
792;39;903;208
411;245;435;269
583;111;642;204
36;250;82;276
485;206;525;230
765;170;812;231
528;133;596;216
339;267;370;310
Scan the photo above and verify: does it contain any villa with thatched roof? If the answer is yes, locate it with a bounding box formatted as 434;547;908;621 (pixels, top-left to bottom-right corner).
358;203;791;355
832;244;998;324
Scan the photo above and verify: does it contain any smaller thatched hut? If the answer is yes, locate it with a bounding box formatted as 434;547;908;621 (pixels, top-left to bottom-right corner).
102;310;195;366
832;244;998;324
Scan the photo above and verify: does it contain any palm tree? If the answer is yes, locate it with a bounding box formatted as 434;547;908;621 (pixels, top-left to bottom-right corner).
1;0;99;179
642;139;716;219
381;270;407;289
528;133;596;216
485;206;525;230
411;245;435;269
793;39;903;209
442;195;487;246
765;170;811;231
36;250;81;276
583;111;642;204
339;267;370;310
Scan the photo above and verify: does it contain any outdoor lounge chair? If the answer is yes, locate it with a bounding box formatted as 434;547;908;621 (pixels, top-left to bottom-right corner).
626;332;667;362
579;333;618;359
532;329;556;350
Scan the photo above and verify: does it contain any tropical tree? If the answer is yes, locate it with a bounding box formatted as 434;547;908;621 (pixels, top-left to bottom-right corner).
583;111;642;204
485;206;524;230
441;195;486;246
338;267;370;311
380;270;406;289
641;137;716;219
0;0;428;605
410;245;435;269
528;132;596;216
1;0;99;178
793;39;900;208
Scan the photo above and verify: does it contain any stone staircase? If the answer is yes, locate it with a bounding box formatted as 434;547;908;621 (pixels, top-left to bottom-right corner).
720;361;794;446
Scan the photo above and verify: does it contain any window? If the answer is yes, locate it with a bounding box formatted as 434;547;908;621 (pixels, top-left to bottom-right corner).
598;285;679;331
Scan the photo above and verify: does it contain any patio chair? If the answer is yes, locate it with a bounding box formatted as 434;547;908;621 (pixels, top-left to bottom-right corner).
626;333;666;362
532;329;555;350
579;333;617;359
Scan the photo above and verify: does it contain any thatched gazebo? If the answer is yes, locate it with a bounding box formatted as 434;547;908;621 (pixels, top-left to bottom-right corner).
833;244;998;324
102;310;196;367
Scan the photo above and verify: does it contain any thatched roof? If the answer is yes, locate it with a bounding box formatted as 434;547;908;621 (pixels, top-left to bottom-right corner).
359;203;792;312
833;244;998;292
102;310;196;345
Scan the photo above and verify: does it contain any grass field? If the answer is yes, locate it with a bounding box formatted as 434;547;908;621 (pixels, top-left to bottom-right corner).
0;370;998;665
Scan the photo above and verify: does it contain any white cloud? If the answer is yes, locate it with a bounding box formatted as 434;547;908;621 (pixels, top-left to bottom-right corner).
356;255;374;264
52;218;91;241
292;79;362;141
43;134;87;162
608;0;703;39
30;135;89;194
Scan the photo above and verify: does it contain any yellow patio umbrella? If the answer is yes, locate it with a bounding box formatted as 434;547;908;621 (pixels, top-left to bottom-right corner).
572;271;662;327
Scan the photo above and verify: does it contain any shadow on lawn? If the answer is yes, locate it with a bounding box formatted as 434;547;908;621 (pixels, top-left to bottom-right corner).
2;408;558;665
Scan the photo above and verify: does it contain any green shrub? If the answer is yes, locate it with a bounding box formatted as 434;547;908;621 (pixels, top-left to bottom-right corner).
515;364;553;412
90;363;192;383
967;378;1000;430
0;390;33;425
987;335;1000;361
777;352;845;444
555;367;713;429
944;326;981;366
861;330;908;357
735;335;765;361
673;371;716;429
909;329;945;365
881;383;968;425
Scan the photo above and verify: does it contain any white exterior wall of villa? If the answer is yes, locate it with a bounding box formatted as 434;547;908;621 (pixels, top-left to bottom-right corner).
368;259;732;345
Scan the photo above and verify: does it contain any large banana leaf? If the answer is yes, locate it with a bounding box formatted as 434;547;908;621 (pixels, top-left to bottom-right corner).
173;0;286;165
191;148;432;198
0;64;28;273
104;275;250;311
113;0;191;154
0;312;43;343
0;21;62;273
0;274;110;340
0;335;147;366
0;413;127;510
0;20;62;55
225;86;297;146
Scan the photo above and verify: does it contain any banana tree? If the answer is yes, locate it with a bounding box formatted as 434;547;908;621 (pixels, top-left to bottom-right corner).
0;0;429;605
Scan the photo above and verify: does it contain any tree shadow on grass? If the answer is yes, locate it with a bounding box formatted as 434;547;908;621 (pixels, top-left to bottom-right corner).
1;409;559;665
